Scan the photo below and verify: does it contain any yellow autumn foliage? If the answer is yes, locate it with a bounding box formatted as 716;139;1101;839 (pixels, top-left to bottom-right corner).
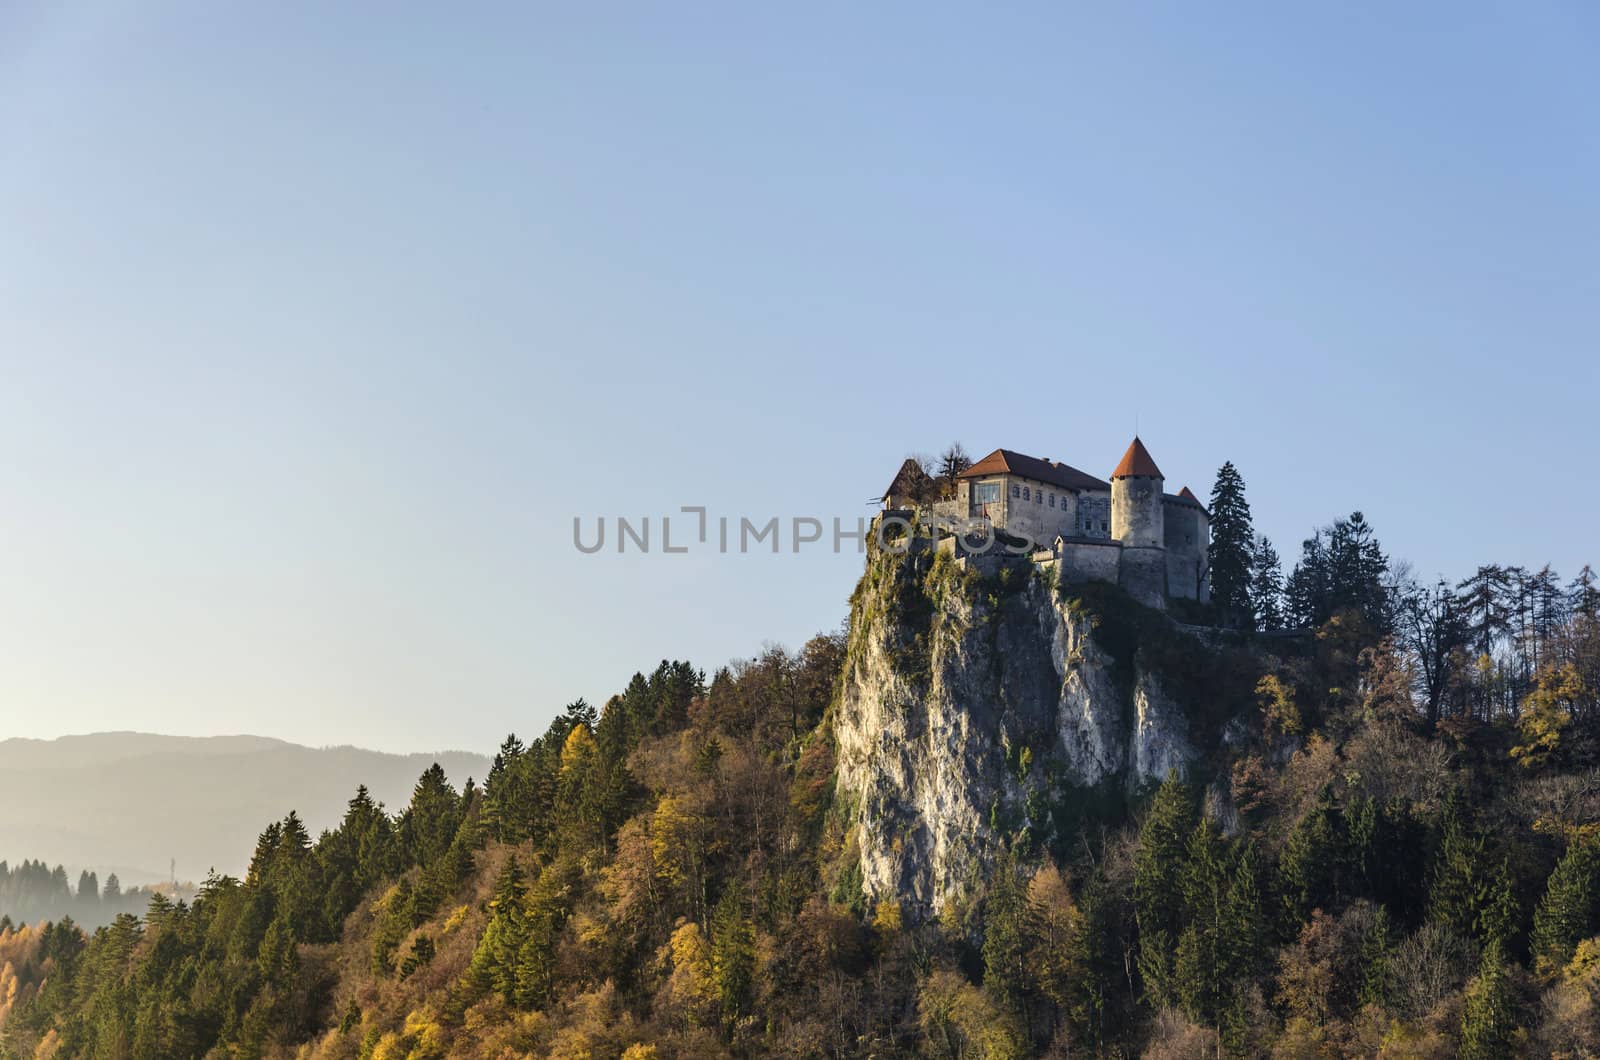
1512;664;1586;769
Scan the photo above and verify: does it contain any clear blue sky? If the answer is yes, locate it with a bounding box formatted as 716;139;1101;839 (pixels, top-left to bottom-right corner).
2;3;1596;754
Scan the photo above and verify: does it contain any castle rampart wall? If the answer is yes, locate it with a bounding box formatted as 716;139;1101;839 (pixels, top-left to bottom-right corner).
1058;539;1121;586
1165;549;1204;600
1119;547;1167;609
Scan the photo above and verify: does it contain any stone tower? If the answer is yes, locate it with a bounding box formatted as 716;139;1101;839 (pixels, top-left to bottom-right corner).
1111;437;1163;546
1111;437;1167;607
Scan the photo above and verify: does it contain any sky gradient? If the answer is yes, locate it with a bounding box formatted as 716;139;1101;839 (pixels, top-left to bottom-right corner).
2;3;1597;754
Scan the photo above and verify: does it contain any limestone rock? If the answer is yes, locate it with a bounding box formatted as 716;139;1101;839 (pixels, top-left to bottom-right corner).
834;546;1210;919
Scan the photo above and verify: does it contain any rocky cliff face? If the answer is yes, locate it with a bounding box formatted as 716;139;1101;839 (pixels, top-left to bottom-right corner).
834;543;1210;918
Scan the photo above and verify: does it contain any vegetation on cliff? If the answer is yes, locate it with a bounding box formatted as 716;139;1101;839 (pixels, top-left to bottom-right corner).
3;472;1600;1057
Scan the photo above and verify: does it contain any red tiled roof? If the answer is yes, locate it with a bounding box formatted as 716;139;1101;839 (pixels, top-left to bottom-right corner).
1165;487;1208;514
1111;437;1163;480
957;449;1110;493
1178;486;1200;503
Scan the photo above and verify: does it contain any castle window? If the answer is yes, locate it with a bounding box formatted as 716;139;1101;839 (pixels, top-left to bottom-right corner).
1022;487;1030;501
1049;494;1055;508
1036;490;1042;505
1012;485;1020;498
972;482;1000;505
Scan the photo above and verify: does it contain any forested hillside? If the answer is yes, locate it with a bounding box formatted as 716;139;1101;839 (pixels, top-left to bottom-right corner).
3;470;1599;1058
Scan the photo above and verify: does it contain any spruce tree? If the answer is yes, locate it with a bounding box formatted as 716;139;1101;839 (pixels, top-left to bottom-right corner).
1218;843;1266;1051
483;735;529;844
401;764;462;868
1207;462;1255;627
1279;794;1341;927
469;859;529;1003
1249;535;1285;631
1428;793;1517;949
981;855;1028;1016
1531;838;1600;974
710;885;757;1029
1285;532;1332;629
1326;512;1391;631
1459;940;1518;1059
1356;904;1392;1010
1133;772;1195;1007
1172;818;1229;1023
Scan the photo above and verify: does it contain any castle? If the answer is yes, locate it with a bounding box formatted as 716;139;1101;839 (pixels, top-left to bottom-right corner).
881;437;1210;610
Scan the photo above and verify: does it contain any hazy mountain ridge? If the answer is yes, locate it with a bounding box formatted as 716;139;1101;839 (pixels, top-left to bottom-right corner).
0;732;293;769
0;732;491;883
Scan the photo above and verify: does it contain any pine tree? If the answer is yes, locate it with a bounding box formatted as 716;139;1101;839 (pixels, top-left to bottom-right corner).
1249;535;1285;631
564;697;599;731
401;764;462;868
1530;838;1600;974
1173;819;1229;1023
1218;843;1266;1051
1356;904;1392;1009
1133;773;1196;1008
491;855;527;912
257;915;298;984
513;909;558;1009
1428;793;1517;949
1279;793;1341;926
1207;462;1255;627
1326;512;1391;631
1285;532;1332;629
483;734;529;844
398;933;435;980
710;886;757;1029
468;858;529;1004
467;910;524;1004
981;855;1028;1016
246;821;283;886
1459;940;1518;1060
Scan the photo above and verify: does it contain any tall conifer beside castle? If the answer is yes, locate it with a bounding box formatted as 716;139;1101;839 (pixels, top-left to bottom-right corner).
1249;535;1285;631
1208;462;1255;627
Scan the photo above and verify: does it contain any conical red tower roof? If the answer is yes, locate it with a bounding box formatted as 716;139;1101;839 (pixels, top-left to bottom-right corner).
1178;486;1200;502
1111;437;1163;480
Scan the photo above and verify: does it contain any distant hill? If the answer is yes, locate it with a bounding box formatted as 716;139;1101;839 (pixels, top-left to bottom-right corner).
0;732;491;882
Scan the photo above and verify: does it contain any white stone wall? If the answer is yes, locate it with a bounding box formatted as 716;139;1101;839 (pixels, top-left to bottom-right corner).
1112;477;1163;548
977;475;1078;547
1060;540;1122;585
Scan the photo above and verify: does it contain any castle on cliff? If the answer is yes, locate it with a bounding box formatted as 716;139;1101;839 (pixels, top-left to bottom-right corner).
881;437;1210;610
